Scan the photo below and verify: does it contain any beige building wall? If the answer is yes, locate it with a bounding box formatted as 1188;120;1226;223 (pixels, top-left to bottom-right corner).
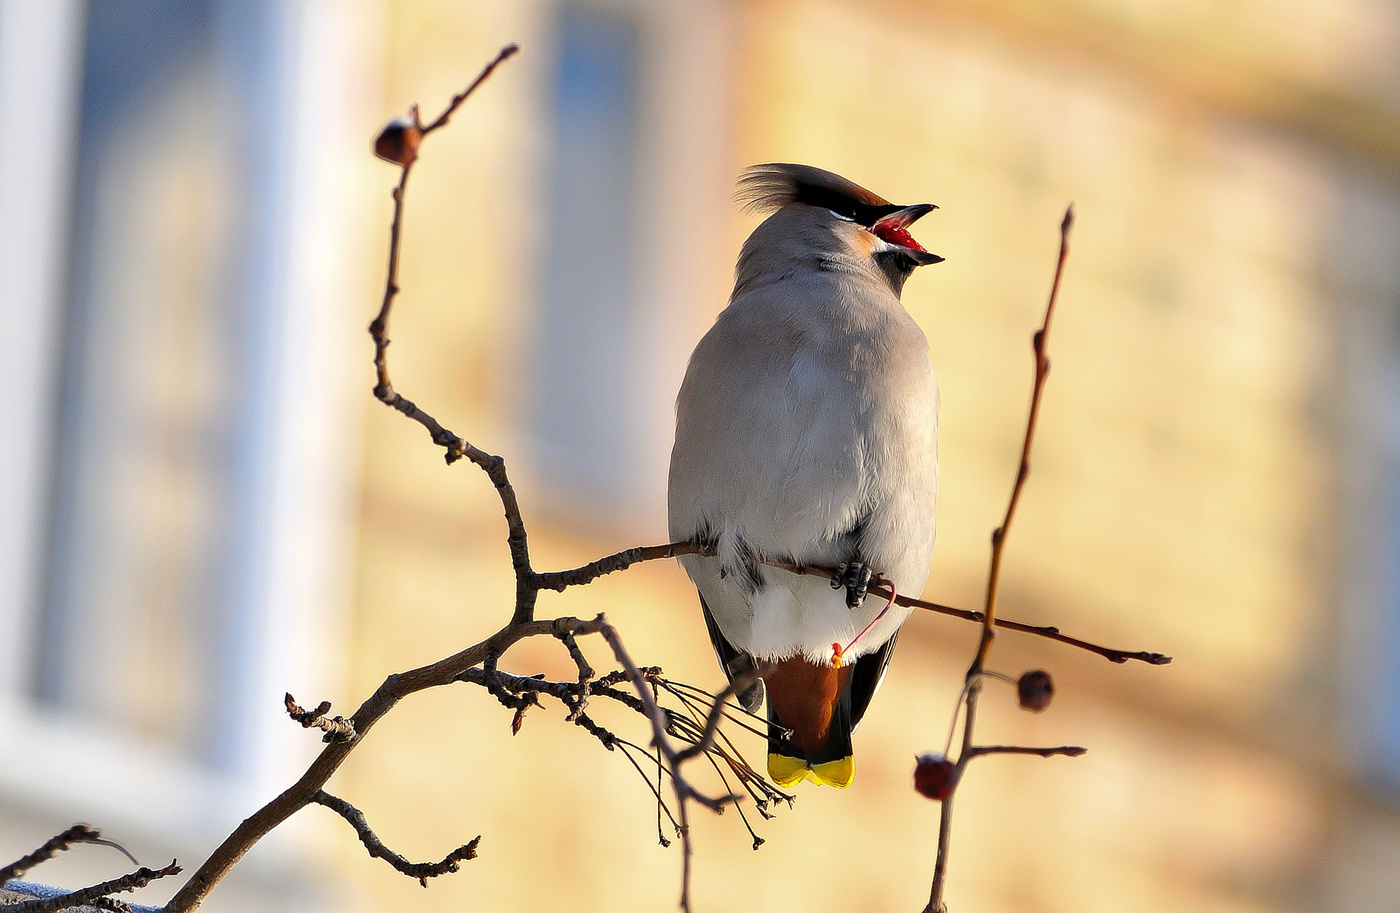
334;1;1400;911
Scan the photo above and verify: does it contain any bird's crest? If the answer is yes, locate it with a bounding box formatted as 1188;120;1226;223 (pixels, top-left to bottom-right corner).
736;163;901;226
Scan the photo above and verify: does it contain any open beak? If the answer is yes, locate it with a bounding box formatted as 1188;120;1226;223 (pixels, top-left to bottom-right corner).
871;204;943;265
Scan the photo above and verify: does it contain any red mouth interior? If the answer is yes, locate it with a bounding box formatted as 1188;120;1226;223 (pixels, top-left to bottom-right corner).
872;222;929;253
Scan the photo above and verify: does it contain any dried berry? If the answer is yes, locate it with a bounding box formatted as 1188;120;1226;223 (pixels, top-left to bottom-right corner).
913;752;961;801
1017;669;1054;712
374;115;422;166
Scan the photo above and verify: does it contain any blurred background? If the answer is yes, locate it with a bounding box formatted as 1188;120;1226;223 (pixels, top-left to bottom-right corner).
2;0;1400;911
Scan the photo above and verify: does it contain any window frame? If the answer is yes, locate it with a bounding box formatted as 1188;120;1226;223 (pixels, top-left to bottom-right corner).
0;0;377;873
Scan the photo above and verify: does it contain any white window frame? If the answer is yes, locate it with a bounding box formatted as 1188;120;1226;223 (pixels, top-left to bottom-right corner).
0;0;379;883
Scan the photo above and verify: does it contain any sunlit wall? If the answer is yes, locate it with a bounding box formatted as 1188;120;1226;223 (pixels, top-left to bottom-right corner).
334;1;1400;912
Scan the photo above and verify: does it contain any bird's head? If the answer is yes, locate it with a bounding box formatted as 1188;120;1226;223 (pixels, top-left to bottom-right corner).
735;163;943;297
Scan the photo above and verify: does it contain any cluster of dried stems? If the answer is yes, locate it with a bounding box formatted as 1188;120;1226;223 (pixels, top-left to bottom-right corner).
0;44;1168;913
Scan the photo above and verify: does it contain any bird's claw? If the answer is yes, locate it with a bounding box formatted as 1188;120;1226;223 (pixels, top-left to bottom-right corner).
831;562;874;609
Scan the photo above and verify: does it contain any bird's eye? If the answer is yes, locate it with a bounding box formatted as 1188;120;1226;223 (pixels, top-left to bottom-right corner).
828;208;856;222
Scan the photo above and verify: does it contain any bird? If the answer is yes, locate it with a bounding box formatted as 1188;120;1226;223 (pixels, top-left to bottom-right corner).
668;163;942;789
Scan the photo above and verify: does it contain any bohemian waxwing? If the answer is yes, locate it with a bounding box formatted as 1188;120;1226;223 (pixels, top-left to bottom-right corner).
668;164;942;789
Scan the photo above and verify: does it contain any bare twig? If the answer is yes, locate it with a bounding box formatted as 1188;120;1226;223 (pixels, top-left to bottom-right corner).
797;569;1170;666
284;693;356;742
596;620;744;811
964;745;1087;760
973;208;1075;669
674;663;773;767
655;679;770;741
0;863;179;913
542;539;1169;665
926;206;1078;913
310;791;479;887
665;684;768;848
164;614;606;913
534;542;707;591
365;43;537;625
610;738;683;838
594;618;754;913
453;656;781;838
418;46;520;135
557;631;595;720
0;827;102;886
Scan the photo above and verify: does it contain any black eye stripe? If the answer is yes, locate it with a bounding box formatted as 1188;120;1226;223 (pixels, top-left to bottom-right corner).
798;185;899;226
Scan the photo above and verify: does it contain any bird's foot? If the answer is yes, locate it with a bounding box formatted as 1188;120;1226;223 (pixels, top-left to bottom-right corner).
831;562;874;609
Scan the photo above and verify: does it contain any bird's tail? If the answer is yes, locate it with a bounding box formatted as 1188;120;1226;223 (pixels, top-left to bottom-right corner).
764;656;855;788
767;751;854;788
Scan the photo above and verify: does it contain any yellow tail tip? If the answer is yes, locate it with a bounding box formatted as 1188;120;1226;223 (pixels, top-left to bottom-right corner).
811;756;854;788
767;753;808;787
767;753;854;788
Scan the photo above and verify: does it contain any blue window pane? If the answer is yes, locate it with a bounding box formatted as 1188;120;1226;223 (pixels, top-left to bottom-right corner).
33;0;283;772
529;4;642;507
1380;470;1400;784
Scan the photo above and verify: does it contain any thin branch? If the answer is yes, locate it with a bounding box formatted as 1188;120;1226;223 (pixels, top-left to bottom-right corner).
310;791;479;887
655;679;770;740
972;206;1075;671
965;745;1087;760
284;694;356;742
454;648;785;872
595;619;743;811
655;729;672;847
927;206;1076;913
534;542;706;591
985;616;1170;665
557;631;595;720
419;45;519;135
0;827;101;886
542;539;1170;665
674;663;772;766
365;45;536;624
163;614;606;913
612;739;681;838
594;618;749;913
656;683;793;818
839;575;1170;666
928;681;979;913
668;686;766;849
0;864;180;913
454;658;774;819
